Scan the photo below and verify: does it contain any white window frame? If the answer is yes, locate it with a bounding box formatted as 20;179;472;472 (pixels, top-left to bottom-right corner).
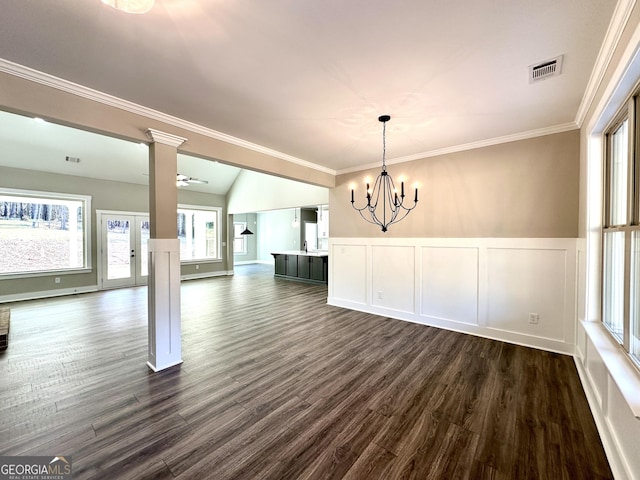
602;96;640;367
233;221;248;255
177;204;222;264
0;187;92;279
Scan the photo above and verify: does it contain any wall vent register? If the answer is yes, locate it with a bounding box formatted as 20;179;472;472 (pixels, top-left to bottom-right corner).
529;55;564;83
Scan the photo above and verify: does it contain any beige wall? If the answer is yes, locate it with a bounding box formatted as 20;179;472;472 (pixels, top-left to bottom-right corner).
332;130;579;238
0;166;228;297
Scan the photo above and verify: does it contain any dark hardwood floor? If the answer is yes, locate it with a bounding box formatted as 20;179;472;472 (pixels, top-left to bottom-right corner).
0;264;612;479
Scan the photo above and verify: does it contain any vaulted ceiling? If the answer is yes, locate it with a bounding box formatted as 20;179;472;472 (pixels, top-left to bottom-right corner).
0;0;618;188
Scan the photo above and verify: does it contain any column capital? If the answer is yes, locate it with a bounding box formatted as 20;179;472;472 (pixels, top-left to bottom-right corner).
146;128;187;147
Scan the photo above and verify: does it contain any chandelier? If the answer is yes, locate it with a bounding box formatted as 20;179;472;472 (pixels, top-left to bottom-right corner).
101;0;155;14
350;115;418;232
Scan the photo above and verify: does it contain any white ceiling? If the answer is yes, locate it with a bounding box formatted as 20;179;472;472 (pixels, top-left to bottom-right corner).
0;0;618;182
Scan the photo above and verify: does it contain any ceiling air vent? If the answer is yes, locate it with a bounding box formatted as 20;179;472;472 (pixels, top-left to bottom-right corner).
529;55;563;83
65;156;81;163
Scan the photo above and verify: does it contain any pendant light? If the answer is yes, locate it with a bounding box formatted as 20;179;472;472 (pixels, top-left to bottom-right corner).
240;213;253;235
350;115;419;232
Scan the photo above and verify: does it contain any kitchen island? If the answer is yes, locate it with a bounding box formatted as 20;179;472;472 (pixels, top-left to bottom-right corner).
271;250;328;285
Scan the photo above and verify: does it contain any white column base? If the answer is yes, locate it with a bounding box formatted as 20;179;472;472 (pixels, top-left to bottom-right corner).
147;238;182;372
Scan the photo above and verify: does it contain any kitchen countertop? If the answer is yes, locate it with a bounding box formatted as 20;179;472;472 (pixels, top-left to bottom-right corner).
271;250;329;257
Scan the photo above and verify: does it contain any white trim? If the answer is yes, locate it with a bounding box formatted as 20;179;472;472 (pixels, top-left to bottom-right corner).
583;2;640;417
329;296;575;355
180;259;223;265
0;285;98;304
582;321;640;418
147;238;182;372
576;0;638;127
328;236;577;355
0;58;336;176
587;21;640;135
181;270;233;281
178;204;223;261
337;122;578;175
0;187;92;277
579;9;640;479
146;128;187;148
0;268;91;281
0;57;585;178
96;209;148;217
573;355;630;480
96;210;150;290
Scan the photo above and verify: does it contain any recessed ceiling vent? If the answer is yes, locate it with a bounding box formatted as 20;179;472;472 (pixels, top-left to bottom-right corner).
529;55;563;83
65;156;81;163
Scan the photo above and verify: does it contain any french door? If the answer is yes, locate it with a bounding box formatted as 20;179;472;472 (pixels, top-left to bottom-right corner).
99;212;150;289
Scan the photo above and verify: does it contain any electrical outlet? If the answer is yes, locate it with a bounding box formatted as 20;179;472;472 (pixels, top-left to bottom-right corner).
195;265;199;270
528;313;539;324
377;291;383;299
54;277;61;284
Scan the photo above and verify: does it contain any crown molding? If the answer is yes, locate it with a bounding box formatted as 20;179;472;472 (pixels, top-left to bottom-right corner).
576;0;637;127
146;128;186;147
337;122;579;175
0;58;336;176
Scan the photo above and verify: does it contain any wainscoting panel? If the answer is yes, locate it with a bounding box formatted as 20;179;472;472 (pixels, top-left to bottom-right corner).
328;237;577;354
371;245;415;313
420;246;478;325
486;247;567;341
330;243;367;305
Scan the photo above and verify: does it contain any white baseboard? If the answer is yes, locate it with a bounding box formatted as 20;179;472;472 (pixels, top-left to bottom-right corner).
328;298;575;355
329;237;578;356
0;285;99;303
180;270;233;281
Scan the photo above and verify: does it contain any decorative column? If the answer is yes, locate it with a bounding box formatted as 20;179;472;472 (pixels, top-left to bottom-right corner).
145;128;186;372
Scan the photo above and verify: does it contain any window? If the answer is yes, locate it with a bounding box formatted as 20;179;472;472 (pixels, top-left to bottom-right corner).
177;206;221;261
0;188;91;276
603;99;640;366
631;231;640;361
233;222;248;255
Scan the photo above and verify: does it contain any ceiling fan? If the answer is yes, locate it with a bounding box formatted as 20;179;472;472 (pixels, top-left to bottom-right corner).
176;173;208;187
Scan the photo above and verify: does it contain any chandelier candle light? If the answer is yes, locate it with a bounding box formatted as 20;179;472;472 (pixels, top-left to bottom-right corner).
350;115;419;232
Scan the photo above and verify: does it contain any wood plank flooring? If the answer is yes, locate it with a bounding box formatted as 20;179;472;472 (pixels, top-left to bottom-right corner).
0;264;612;479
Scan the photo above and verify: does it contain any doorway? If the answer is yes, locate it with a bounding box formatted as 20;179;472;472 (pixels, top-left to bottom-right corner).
98;211;150;289
304;222;318;251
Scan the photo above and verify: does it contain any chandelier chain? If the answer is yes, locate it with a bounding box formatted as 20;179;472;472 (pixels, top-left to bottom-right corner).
382;120;387;171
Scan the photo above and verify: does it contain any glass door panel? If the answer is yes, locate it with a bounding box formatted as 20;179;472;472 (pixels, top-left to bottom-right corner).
106;218;132;280
100;213;149;289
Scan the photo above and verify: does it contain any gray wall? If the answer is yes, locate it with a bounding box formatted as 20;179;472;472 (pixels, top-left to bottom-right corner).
0;166;228;297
